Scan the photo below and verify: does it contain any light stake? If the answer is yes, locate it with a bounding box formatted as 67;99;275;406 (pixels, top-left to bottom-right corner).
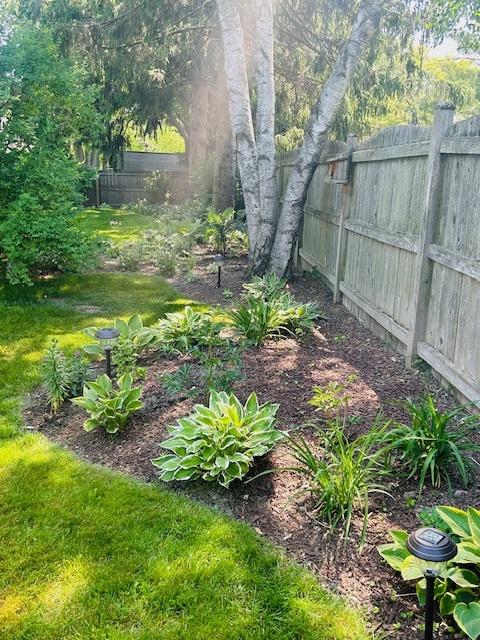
213;254;225;288
406;528;457;640
94;327;120;378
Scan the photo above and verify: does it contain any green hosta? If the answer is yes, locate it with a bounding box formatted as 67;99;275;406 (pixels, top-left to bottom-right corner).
148;306;225;353
152;391;281;487
242;273;287;301
71;373;143;434
378;506;480;639
83;314;154;358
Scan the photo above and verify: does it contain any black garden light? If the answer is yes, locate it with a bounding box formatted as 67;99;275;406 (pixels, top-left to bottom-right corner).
406;528;457;640
95;327;120;378
213;254;225;288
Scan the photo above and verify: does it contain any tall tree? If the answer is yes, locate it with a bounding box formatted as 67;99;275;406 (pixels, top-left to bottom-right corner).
216;0;386;275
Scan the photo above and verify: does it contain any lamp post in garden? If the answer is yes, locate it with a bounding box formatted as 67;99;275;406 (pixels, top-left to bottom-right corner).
213;254;225;288
406;528;457;640
95;327;120;378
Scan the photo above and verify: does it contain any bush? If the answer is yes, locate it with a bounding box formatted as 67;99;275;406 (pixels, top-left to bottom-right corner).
378;506;480;640
384;395;480;493
71;373;143;434
205;208;235;256
272;419;393;544
117;241;144;271
243;273;287;301
0;25;100;285
152;391;281;487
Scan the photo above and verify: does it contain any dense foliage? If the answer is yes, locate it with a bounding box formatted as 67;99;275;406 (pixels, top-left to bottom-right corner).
0;25;99;284
379;506;480;639
153;391;281;487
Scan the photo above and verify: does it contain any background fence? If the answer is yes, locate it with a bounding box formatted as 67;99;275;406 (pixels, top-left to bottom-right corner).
277;106;480;406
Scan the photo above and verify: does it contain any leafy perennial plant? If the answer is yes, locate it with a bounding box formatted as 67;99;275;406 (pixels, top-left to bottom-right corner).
152;391;281;487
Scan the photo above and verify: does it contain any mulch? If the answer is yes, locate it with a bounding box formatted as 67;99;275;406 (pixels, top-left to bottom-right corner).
24;252;479;640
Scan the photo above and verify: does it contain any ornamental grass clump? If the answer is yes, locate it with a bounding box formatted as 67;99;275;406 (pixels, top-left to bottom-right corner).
384;394;480;493
152;391;281;487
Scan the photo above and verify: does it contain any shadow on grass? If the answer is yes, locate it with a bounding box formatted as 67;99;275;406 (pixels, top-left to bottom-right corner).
0;435;368;640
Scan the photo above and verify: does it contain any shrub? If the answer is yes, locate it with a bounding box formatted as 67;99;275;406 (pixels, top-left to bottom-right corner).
271;419;393;543
117;241;144;271
41;341;89;413
148;306;225;354
71;373;143;434
378;506;480;640
112;337;145;379
152;391;281;487
384;395;480;493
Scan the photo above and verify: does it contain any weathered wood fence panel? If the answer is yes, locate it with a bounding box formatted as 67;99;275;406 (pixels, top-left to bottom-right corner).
277;108;480;406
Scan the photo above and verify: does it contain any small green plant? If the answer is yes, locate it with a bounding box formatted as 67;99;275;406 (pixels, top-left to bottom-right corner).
41;341;89;413
205;208;235;255
71;373;143;434
228;294;320;347
418;506;453;535
384;395;480;493
264;418;393;544
308;374;358;418
152;391;281;487
148;306;225;354
334;334;346;344
378;506;480;640
83;314;154;359
222;288;233;299
111;337;145;379
161;364;197;398
242;273;287;301
41;339;71;413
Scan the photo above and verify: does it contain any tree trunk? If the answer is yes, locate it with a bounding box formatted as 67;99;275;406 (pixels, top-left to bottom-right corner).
216;0;261;255
212;47;236;211
250;0;277;273
188;58;210;176
269;0;385;276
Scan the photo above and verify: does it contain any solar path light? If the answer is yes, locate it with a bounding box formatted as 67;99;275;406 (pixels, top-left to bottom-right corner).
406;528;457;640
95;327;120;378
213;254;225;288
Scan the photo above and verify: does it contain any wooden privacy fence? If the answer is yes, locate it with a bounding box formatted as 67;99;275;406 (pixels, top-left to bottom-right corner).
277;105;480;406
88;169;191;207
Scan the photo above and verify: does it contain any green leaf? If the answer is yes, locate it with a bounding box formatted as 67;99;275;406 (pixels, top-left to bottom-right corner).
456;542;480;564
468;508;480;546
447;567;480;588
440;592;457;616
390;530;409;546
400;555;426;581
453;602;480;640
377;544;410;571
437;506;471;538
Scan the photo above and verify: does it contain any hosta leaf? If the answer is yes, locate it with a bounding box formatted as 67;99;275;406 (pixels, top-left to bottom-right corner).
390;530;409;546
400;555;427;581
179;455;202;469
128;314;143;333
152;456;180;472
215;456;229;470
160;469;177;482
440;592;457;616
453;603;480;640
125;400;143;412
377;543;410;571
437;506;471;538
447;567;480;588
84;418;98;432
115;318;129;337
468;508;480;546
456;542;480;564
245;392;259;415
454;589;477;605
173;467;197;481
83;344;103;355
225;461;243;480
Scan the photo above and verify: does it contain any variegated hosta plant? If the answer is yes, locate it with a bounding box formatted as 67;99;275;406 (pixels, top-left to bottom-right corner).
378;506;480;639
71;373;143;434
152;391;281;487
83;313;155;357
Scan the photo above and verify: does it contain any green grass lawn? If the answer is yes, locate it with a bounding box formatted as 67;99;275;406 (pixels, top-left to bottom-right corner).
0;252;368;638
75;207;159;243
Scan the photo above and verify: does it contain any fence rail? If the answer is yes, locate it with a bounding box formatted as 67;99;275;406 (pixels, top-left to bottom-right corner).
277;107;480;406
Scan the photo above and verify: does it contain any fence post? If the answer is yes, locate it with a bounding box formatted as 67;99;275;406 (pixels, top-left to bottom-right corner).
95;174;101;207
405;103;455;367
333;134;356;303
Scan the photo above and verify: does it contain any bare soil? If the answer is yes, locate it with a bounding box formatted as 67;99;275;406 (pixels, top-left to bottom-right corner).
25;253;479;639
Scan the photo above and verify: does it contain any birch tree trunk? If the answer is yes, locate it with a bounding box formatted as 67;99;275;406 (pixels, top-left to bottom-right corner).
216;0;261;254
212;63;236;211
251;0;277;273
269;0;385;276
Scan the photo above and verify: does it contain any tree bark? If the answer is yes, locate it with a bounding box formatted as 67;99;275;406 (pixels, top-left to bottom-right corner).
216;0;261;255
269;0;385;276
188;57;211;175
212;63;236;211
250;0;277;273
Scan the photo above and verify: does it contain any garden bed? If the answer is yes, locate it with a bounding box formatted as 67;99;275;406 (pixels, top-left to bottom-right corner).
26;253;480;639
